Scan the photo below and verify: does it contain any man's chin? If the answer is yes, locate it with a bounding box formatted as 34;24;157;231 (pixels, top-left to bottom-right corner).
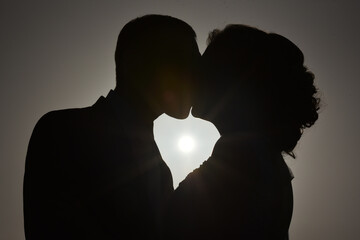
173;111;190;120
165;108;191;120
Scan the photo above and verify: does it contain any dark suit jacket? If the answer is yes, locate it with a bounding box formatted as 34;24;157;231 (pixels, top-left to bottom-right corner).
164;134;293;240
23;90;173;239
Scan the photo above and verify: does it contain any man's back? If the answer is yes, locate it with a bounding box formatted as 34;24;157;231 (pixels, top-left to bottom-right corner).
23;91;173;239
24;14;200;239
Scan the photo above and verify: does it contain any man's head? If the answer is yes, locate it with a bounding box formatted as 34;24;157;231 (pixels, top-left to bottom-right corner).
114;14;200;119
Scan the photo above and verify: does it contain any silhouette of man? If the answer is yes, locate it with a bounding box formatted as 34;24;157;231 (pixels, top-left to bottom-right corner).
23;14;200;240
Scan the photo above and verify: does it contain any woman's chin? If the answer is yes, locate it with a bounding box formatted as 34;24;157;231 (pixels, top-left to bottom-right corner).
190;105;201;118
191;105;209;121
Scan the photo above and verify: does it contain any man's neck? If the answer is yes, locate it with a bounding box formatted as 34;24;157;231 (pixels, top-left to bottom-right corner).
110;89;161;125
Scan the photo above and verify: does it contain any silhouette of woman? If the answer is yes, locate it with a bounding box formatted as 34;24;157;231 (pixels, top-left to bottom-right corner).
164;25;320;239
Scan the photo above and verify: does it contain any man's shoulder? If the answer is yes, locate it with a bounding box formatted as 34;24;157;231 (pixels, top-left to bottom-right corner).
36;106;92;129
32;104;112;143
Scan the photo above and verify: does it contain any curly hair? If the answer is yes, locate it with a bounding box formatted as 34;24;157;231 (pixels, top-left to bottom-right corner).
203;24;320;157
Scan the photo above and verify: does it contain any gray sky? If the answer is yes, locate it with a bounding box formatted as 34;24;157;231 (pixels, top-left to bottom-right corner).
1;0;360;239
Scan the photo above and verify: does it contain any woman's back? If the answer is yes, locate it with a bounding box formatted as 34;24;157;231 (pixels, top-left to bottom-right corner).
165;23;320;240
165;134;293;239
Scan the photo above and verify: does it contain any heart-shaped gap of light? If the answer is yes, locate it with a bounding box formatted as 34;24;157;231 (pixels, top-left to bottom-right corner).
154;113;220;189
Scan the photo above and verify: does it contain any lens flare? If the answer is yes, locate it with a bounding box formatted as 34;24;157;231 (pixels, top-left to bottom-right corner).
178;135;195;153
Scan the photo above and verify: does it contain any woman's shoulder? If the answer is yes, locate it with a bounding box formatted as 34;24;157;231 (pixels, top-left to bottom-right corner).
213;133;293;182
176;156;216;192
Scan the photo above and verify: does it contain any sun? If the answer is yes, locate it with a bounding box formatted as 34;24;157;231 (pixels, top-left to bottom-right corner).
178;135;195;153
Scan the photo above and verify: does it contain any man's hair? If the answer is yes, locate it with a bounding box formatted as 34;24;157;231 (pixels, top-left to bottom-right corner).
114;14;198;94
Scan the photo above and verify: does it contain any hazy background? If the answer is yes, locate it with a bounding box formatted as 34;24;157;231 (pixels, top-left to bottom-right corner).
1;0;360;239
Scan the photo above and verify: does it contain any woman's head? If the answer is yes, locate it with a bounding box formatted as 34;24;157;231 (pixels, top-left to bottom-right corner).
192;24;320;157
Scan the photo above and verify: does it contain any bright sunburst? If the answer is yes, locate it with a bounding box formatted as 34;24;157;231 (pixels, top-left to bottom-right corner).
178;135;195;153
